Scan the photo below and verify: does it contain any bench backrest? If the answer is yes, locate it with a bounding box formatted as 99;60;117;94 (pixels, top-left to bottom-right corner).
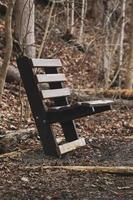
17;56;70;112
32;58;71;108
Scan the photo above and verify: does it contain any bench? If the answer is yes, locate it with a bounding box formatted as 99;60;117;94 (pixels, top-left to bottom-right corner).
17;56;113;157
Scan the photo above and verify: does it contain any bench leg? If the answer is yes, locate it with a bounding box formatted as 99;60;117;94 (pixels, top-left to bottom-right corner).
61;121;79;142
37;119;60;156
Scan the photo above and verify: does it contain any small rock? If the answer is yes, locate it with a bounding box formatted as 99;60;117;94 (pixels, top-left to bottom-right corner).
21;177;29;182
9;125;17;130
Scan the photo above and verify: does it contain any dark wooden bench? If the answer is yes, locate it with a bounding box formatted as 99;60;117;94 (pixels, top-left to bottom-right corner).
17;56;113;157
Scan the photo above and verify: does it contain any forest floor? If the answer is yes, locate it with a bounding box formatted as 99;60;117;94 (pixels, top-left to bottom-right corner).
0;1;133;200
0;83;133;200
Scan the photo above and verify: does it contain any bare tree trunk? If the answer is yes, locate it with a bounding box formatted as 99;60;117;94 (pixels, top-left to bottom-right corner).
66;0;70;30
71;0;75;34
103;35;111;88
37;1;55;58
0;0;16;103
14;0;36;119
118;0;126;88
14;0;35;57
79;0;85;42
103;7;111;88
125;1;133;88
89;0;104;23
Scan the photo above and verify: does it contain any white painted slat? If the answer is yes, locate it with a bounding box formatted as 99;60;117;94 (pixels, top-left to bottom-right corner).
59;138;86;154
79;100;114;106
32;59;62;67
36;74;66;83
88;100;114;105
42;88;70;99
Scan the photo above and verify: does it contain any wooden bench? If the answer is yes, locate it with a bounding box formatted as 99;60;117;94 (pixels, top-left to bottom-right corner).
17;56;113;157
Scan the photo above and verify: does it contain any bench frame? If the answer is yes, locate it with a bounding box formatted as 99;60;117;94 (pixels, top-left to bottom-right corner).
17;56;112;157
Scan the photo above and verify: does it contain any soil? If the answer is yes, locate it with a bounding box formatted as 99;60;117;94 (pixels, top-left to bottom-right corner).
0;89;133;199
0;138;133;200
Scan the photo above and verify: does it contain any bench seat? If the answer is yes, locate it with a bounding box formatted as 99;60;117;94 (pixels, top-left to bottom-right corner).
47;100;113;123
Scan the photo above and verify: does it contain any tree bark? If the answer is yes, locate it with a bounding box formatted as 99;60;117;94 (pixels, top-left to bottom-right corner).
0;0;16;103
0;128;63;154
118;0;126;88
71;0;75;34
79;0;85;43
66;0;70;30
37;1;55;58
72;88;133;100
6;65;20;83
14;0;35;57
0;128;37;154
125;1;133;88
0;2;7;16
14;0;36;119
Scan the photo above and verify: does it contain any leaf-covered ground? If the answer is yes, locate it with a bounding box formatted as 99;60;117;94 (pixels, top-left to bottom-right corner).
0;83;133;200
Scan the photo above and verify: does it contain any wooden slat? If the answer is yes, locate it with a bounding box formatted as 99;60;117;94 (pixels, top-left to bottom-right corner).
48;104;71;111
59;138;86;154
79;100;114;107
36;74;66;83
32;59;62;67
42;88;71;99
87;100;114;105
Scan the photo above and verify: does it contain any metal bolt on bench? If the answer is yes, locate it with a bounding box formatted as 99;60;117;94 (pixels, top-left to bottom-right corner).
17;56;113;157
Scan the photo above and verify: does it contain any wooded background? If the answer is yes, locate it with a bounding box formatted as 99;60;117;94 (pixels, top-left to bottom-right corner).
0;0;133;103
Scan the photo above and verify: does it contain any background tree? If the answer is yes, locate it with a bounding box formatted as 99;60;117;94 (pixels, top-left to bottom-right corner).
0;0;16;103
79;0;86;43
125;0;133;88
14;0;35;58
14;0;35;119
71;0;75;34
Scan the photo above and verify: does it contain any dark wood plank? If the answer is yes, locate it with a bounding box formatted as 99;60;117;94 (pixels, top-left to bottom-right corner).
42;88;71;99
17;56;59;156
32;58;62;67
36;73;66;83
47;104;111;123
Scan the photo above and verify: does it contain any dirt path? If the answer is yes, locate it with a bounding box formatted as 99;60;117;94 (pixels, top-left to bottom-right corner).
0;137;133;200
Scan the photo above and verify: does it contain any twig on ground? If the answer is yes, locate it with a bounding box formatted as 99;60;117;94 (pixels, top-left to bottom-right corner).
19;166;133;175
